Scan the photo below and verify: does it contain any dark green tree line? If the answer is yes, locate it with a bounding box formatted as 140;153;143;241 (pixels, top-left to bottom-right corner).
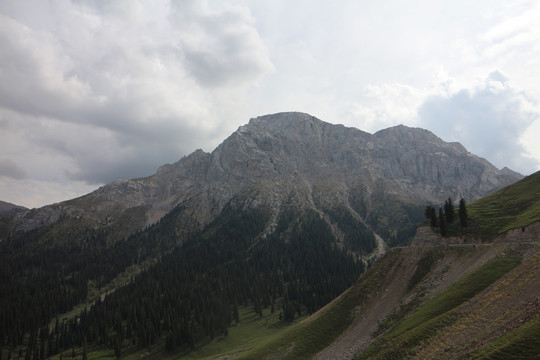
425;197;468;237
1;205;366;358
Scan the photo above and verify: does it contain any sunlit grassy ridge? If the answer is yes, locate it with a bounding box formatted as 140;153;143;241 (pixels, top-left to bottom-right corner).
467;170;540;234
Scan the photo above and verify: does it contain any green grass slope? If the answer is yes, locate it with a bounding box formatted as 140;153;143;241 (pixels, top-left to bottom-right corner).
356;249;523;359
235;249;402;360
472;314;540;360
47;306;301;360
467;170;540;234
234;172;540;359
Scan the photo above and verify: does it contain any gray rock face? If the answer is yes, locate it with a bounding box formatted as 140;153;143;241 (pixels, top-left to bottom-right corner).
12;112;522;234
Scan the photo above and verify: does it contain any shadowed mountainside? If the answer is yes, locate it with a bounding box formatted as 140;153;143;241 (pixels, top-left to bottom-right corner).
235;171;539;360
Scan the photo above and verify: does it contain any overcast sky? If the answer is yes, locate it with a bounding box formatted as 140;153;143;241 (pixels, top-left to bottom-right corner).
1;0;539;208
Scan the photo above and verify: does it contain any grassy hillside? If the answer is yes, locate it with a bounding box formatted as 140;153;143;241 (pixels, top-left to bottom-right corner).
467;170;540;234
227;242;539;360
46;243;537;360
357;249;523;359
236;250;402;360
48;306;303;360
201;172;540;359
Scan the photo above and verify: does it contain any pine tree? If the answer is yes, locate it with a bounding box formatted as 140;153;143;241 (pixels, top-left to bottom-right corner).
114;336;121;360
233;303;239;324
82;338;87;360
444;198;455;224
459;198;468;227
424;206;437;227
439;208;447;236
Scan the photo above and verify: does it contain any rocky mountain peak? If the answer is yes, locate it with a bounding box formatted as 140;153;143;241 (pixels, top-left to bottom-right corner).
10;112;523;237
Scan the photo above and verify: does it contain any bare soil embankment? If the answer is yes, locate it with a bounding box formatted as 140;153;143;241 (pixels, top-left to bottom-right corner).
316;224;539;360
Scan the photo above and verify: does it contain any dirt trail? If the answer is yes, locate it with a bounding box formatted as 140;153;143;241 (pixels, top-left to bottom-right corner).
369;233;387;261
315;247;420;360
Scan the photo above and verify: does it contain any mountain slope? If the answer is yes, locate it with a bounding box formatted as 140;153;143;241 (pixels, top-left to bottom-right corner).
236;243;537;360
240;171;539;360
0;200;27;242
467;170;540;234
0;112;526;360
0;200;27;218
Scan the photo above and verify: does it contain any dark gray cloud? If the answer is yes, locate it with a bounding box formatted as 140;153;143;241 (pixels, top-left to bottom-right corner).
172;2;273;87
0;0;539;208
418;72;539;174
0;158;26;180
0;0;272;188
63;119;207;184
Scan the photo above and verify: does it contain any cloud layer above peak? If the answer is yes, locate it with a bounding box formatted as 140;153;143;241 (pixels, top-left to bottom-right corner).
418;72;539;174
0;0;273;199
0;0;539;208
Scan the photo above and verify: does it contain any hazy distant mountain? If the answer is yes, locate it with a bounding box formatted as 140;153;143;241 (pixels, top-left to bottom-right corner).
12;112;521;245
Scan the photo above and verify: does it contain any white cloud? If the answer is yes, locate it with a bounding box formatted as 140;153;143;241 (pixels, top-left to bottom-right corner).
418;72;540;174
345;83;426;132
0;0;272;188
0;14;95;118
172;1;273;87
1;0;539;207
0;177;96;209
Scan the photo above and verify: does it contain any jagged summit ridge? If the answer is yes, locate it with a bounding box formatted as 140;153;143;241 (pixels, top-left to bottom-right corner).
12;112;522;235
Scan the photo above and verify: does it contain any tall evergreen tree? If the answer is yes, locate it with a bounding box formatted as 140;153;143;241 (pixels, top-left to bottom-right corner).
82;338;87;360
424;206;437;227
444;198;455;224
114;336;121;360
459;198;468;227
439;208;447;236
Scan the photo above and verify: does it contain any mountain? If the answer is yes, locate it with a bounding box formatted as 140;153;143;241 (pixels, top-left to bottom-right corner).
0;201;27;243
0;112;527;360
468;170;540;235
11;112;521;244
0;200;27;218
235;171;540;359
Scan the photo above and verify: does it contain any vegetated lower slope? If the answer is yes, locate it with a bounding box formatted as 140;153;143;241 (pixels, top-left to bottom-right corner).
0;113;526;359
0;200;374;360
235;171;540;360
467;170;540;235
235;243;539;360
355;246;537;360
